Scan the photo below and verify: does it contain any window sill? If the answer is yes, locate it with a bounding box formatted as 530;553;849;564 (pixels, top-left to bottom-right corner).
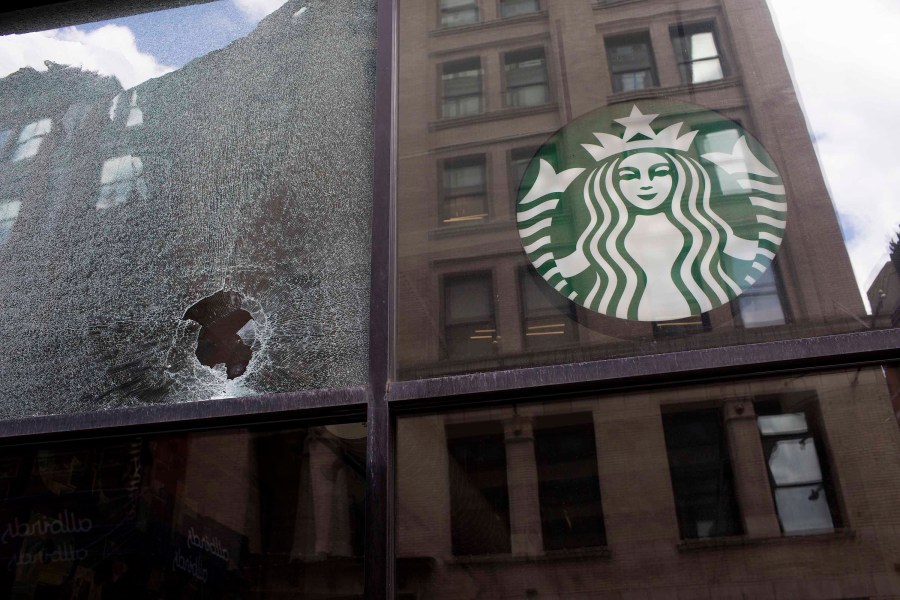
451;546;611;564
676;528;855;553
593;0;648;9
429;219;513;240
431;103;559;131
431;11;549;37
606;76;740;103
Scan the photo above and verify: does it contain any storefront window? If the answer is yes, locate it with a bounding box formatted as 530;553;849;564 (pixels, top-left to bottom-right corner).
1;0;899;597
0;0;376;413
0;419;366;598
396;0;898;381
396;367;898;597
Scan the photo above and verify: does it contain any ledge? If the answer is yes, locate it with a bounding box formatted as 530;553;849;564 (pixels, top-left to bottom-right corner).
430;11;548;38
606;77;742;104
676;528;855;553
430;103;559;131
390;328;900;404
593;0;648;9
428;219;514;240
451;546;611;565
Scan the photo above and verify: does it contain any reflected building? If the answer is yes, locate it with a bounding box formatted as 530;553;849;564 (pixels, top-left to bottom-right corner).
0;0;375;416
868;253;900;423
397;368;900;598
397;0;868;380
0;423;367;597
394;0;900;598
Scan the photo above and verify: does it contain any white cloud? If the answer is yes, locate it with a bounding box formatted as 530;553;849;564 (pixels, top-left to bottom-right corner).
767;0;900;305
231;0;289;21
0;25;174;90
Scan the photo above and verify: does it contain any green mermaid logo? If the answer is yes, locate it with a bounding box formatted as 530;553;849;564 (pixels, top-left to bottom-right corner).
516;101;787;321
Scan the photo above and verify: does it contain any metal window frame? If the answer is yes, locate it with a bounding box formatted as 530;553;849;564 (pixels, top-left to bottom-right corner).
0;1;897;599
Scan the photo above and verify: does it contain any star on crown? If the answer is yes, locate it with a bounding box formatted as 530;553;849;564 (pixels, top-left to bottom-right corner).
581;105;698;162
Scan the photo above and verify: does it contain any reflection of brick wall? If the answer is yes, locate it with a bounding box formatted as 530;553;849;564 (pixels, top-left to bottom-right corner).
397;0;868;379
397;369;900;597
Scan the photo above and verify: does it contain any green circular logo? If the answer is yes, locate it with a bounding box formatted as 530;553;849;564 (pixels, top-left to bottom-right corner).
516;100;787;322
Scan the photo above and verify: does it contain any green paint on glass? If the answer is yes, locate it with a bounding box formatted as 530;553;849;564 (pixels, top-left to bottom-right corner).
515;100;787;322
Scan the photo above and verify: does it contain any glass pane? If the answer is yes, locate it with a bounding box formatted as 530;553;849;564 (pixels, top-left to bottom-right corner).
663;410;741;538
685;32;719;61
0;0;375;411
397;0;898;380
738;294;786;328
534;414;605;550
446;273;493;323
0;419;366;598
681;57;724;84
446;423;511;555
768;439;823;485
501;0;541;19
606;34;655;93
774;486;835;534
758;413;808;436
397;367;897;596
441;0;479;27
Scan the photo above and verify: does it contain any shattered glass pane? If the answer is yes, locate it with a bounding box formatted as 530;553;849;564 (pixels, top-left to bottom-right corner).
0;0;375;415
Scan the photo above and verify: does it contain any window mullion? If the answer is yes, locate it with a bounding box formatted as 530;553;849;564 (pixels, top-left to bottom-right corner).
365;0;398;597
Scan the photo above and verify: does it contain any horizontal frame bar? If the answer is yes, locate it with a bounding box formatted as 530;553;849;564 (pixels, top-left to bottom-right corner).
0;0;218;35
388;329;900;410
0;386;369;442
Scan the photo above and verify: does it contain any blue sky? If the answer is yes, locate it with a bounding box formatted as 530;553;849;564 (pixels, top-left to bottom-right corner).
79;1;258;69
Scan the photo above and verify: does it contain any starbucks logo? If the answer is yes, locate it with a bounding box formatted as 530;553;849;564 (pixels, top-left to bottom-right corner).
516;101;787;322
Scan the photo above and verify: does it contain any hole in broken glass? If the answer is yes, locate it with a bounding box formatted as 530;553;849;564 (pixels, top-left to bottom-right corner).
183;290;256;380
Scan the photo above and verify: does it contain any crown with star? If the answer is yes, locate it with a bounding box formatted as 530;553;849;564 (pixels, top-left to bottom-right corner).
581;105;698;162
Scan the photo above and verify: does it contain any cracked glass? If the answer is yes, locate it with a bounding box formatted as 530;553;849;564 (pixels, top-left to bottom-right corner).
0;0;376;416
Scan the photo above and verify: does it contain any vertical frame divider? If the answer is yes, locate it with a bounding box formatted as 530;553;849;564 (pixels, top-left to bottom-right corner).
366;0;398;597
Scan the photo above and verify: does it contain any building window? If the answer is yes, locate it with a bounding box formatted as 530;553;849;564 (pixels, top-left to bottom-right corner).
110;90;144;127
446;422;511;555
509;147;535;198
96;155;148;209
11;118;51;162
504;47;549;108
671;22;725;84
736;266;787;328
520;266;578;349
663;409;742;539
500;0;540;19
439;0;479;28
441;155;487;223
534;413;605;550
441;57;483;118
510;143;558;205
443;272;497;358
0;200;21;245
756;399;838;534
0;129;12;156
652;313;711;339
605;33;658;93
697;126;746;195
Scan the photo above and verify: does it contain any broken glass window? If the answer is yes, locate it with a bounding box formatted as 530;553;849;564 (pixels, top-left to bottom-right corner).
0;0;376;415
